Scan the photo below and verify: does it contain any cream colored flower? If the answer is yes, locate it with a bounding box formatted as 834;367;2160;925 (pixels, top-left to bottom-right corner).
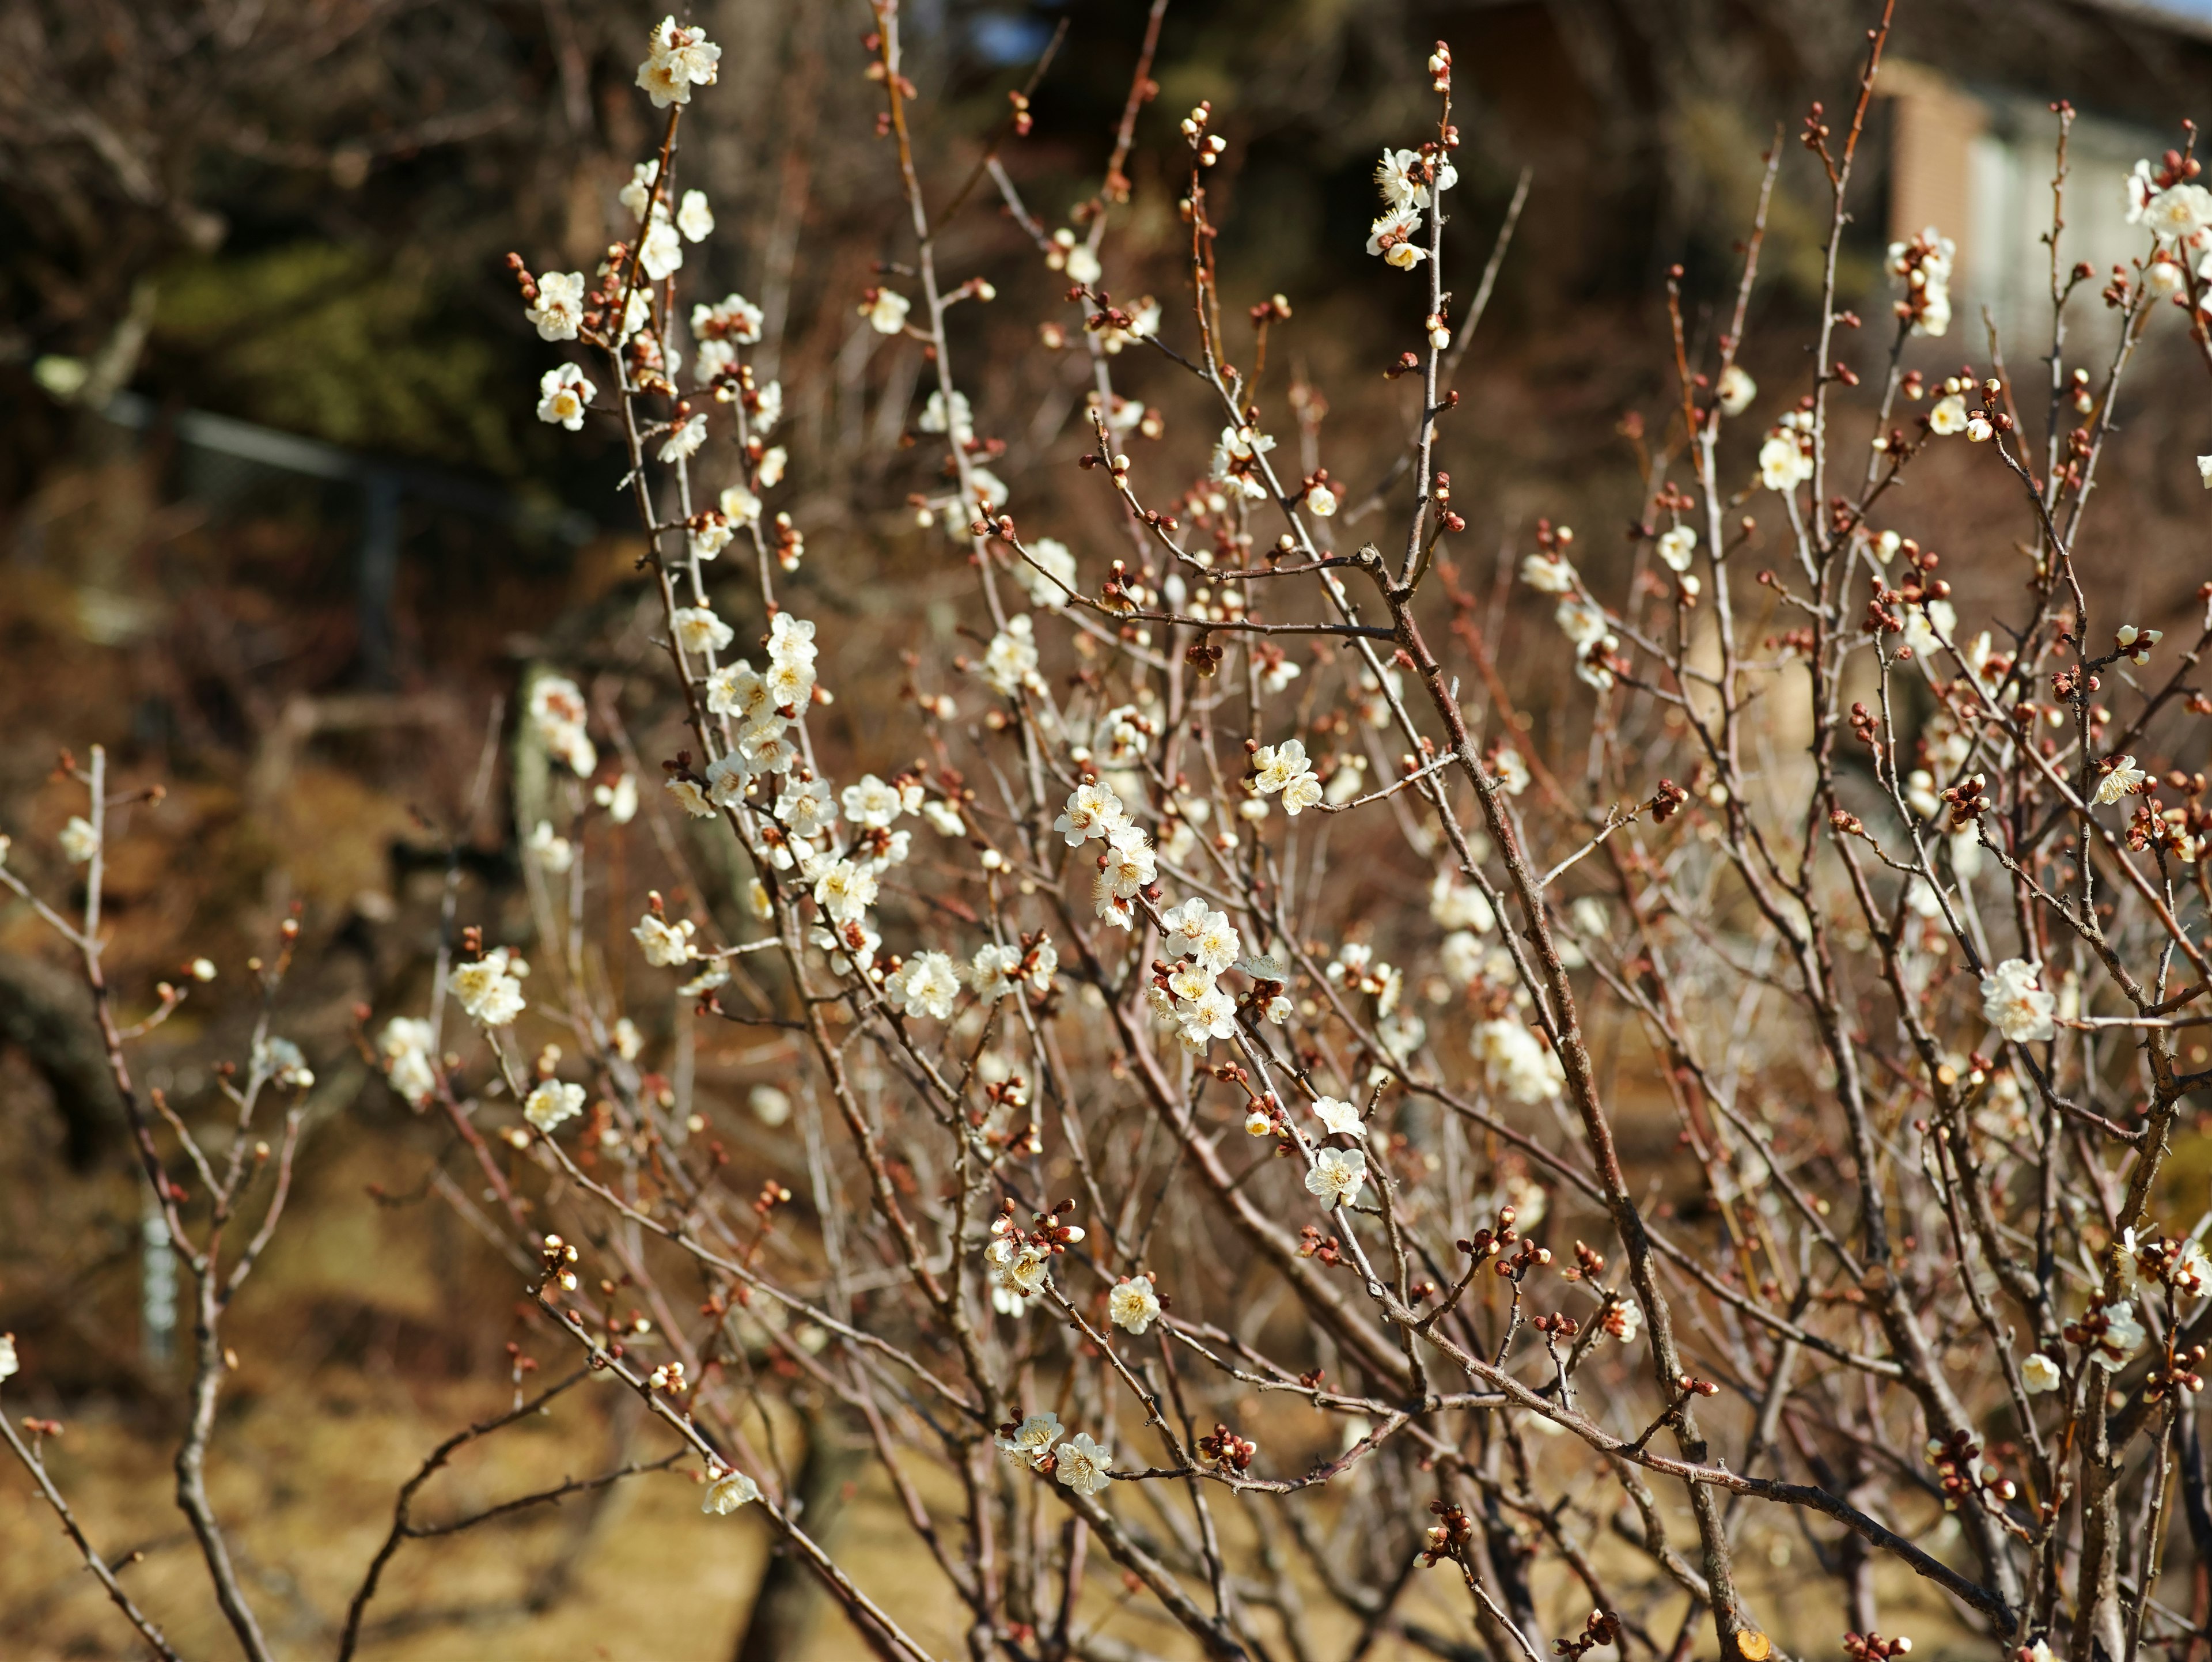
1054;1432;1113;1496
524;1080;585;1133
1108;1277;1161;1335
702;1466;760;1515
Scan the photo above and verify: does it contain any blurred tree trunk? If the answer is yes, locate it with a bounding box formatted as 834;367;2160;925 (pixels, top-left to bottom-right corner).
0;951;122;1168
733;1400;868;1662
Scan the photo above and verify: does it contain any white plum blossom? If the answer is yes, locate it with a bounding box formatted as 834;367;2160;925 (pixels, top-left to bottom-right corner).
1366;206;1427;268
1980;959;2055;1044
1305;480;1339;516
671;605;734;657
840;775;904;828
917;388;974;441
1306;1146;1369;1207
1900;597;1956;660
862;289;911;334
702;1467;761;1515
986;1236;1050;1301
531;675;596;775
997;1412;1063;1469
378;1018;439;1106
1252;738;1323;813
809;857;878;926
1017;537;1078;608
982;615;1040;696
2093;754;2149;807
525;271;585;341
776;775;837;838
968;943;1022;1002
0;1333;16;1383
59;816;100;864
2021;1351;2061;1394
1109;1277;1161;1335
452;948;527;1027
619;160;662;219
1472;1019;1565;1103
1429;870;1495;933
640;213;684;282
693;293;764;344
527;820;573;874
1929;394;1968;436
536;363;594;430
1375;146;1452;210
1209;424;1277;500
633;913;698;967
524;1080;585;1134
718;483;761;528
659;776;718;820
1758;431;1812;491
677;188;714;241
1054;1433;1113;1496
1312;1096;1363;1137
1521;553;1577;592
1055;781;1126;845
638;16;721;108
1656;525;1696;572
1556;598;1608;650
887;951;962;1020
1717;364;1756;415
2084;1301;2147;1369
2145;183;2212;245
658;414;707;463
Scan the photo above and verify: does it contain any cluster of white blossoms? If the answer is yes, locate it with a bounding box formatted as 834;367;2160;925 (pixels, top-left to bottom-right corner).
2077;1300;2148;1371
981;615;1043;697
1015;536;1078;609
452;947;528;1029
2115;1226;2212;1301
1046;225;1103;286
1054;780;1156;933
1758;408;1816;493
1146;896;1246;1054
885;950;963;1021
636;16;720;108
1249;737;1324;815
377;1017;439;1106
528;673;596;775
1471;1017;1565;1103
995;1412;1115;1496
982;1212;1059;1313
1553;595;1620;692
524;1079;586;1134
632;911;698;967
1366;144;1455;270
675;612;821;825
2128;158;2212;252
1980;958;2055;1045
1885;226;1955;338
1209;423;1277;502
